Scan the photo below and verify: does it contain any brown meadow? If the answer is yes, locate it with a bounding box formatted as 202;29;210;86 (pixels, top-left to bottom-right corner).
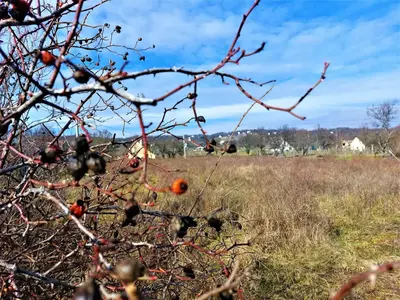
143;155;400;299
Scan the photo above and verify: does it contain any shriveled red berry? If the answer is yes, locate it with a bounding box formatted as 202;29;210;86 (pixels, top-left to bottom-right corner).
129;158;140;169
8;0;30;22
39;51;56;66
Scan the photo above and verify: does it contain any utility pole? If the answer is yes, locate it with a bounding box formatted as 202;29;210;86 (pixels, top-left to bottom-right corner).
75;122;79;137
183;135;187;159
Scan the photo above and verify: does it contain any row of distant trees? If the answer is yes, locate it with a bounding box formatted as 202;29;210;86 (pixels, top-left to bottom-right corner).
144;100;399;157
26;100;398;158
241;100;400;156
240;100;399;156
151;138;184;158
237;125;332;156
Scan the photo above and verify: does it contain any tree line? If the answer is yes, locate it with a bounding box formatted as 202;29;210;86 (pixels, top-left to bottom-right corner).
145;100;399;157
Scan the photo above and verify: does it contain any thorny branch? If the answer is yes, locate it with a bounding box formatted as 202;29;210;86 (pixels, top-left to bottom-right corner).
0;0;346;299
330;262;400;300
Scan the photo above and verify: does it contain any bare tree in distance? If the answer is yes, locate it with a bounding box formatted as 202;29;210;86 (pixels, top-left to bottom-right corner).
367;99;399;154
316;127;336;150
239;133;258;155
278;124;296;156
153;138;184;158
254;127;269;155
293;129;314;156
359;124;378;153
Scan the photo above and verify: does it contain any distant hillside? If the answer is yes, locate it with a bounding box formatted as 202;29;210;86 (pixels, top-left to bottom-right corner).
110;127;381;142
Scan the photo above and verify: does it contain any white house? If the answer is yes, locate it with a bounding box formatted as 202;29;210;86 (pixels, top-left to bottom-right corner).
194;146;204;152
280;141;294;152
267;140;294;154
128;140;156;159
218;136;230;146
342;137;366;152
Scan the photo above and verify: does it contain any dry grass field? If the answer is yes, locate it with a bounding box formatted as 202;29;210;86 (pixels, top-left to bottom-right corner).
141;155;400;299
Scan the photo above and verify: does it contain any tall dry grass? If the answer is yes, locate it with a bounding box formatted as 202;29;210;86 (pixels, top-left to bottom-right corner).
144;155;400;299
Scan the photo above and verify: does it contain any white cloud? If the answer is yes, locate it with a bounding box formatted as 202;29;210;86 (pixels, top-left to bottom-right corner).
139;69;399;119
44;0;399;136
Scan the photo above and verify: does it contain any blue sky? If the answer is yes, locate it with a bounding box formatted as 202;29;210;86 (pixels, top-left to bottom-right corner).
46;0;400;136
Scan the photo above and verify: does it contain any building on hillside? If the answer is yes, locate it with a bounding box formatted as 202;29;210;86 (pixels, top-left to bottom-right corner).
265;140;294;154
194;146;204;152
342;137;366;152
128;140;156;159
280;141;294;152
218;136;230;146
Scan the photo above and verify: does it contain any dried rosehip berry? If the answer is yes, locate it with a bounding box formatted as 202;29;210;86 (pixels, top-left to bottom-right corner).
183;265;195;279
73;278;101;300
129;158;140;169
187;92;197;99
86;152;106;174
113;259;146;284
226;144;237;154
73;69;90;84
196;115;205;123
207;217;223;232
70;136;90;154
8;0;30;22
67;155;88;182
39;145;63;164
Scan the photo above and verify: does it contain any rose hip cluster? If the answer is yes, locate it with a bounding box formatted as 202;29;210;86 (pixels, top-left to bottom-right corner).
0;0;30;22
38;145;64;164
74;258;147;300
204;138;237;154
67;135;106;182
